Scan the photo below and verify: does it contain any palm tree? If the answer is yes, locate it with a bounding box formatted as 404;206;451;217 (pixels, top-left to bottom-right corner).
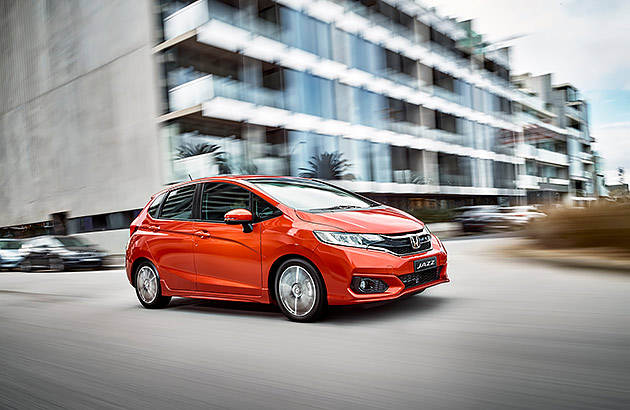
176;142;231;174
176;142;222;159
299;152;350;180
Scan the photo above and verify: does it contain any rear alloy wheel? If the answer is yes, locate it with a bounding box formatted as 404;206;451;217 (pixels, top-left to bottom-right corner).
275;259;326;322
135;262;171;309
49;258;64;272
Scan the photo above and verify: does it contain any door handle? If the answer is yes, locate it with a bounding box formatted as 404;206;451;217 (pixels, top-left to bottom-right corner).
148;225;160;232
194;230;211;239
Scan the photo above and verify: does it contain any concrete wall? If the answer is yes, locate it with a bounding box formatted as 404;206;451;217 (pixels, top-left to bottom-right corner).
0;0;163;226
75;229;130;256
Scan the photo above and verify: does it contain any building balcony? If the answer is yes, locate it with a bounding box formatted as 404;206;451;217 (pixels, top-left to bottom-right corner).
164;0;281;42
516;144;569;166
164;0;209;40
517;175;541;189
517;113;566;136
565;104;585;122
517;175;570;190
570;170;593;180
578;151;594;163
168;74;285;112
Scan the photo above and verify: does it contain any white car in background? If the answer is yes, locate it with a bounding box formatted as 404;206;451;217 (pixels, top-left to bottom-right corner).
0;239;24;270
500;206;547;227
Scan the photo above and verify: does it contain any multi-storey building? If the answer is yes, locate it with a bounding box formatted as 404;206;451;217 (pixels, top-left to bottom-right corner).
11;0;598;252
511;73;598;205
158;0;523;208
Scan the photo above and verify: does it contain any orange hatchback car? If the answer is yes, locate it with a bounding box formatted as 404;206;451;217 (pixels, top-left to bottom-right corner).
126;177;449;321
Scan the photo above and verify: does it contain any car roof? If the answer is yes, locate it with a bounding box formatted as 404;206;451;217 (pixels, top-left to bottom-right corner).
152;175;316;197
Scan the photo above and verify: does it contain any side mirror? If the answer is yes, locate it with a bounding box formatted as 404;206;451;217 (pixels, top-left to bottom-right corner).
224;209;255;233
224;209;253;224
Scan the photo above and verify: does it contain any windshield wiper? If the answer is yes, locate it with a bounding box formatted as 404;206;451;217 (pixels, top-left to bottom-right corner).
308;205;364;212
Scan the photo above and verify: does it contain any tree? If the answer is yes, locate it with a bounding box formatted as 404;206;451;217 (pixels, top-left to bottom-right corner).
299;152;350;180
176;142;231;174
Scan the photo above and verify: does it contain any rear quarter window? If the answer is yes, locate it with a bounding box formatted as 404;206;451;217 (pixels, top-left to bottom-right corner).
147;193;166;218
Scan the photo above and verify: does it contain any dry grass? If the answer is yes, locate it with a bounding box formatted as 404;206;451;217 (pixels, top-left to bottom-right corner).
526;203;630;251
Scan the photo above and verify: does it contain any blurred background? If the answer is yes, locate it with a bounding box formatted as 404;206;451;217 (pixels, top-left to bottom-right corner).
0;1;628;409
0;0;628;253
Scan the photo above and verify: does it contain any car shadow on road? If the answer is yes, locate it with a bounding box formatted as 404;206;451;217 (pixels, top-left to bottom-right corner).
162;293;449;323
325;294;449;324
166;297;282;320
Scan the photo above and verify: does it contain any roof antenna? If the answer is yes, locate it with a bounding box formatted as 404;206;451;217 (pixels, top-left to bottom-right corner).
188;174;193;181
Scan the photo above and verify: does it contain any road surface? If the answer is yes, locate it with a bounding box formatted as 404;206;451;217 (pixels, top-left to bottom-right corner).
1;236;628;409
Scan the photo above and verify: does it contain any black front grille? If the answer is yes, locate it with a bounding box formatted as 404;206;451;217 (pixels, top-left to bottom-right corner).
368;231;432;256
398;267;440;289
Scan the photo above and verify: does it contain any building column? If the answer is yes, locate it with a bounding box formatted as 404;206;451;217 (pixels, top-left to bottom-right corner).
423;151;439;186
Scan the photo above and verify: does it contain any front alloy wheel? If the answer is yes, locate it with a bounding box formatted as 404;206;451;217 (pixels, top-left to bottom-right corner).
49;258;64;272
135;262;171;309
275;259;326;322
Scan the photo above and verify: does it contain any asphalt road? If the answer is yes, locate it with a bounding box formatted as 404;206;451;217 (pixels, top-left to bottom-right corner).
1;236;628;410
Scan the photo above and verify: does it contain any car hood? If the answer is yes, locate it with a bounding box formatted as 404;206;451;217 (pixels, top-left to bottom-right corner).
295;207;424;234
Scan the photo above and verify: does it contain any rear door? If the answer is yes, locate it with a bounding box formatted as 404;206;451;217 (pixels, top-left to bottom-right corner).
142;184;197;291
193;182;262;295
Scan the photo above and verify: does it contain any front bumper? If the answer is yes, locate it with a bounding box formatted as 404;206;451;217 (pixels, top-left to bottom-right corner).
312;234;449;305
0;258;23;269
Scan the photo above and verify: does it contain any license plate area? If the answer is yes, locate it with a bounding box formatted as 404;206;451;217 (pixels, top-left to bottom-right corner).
414;256;437;272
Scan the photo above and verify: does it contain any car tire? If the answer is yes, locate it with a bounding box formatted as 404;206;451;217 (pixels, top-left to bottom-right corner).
20;259;32;272
275;258;326;322
49;258;65;272
135;261;171;309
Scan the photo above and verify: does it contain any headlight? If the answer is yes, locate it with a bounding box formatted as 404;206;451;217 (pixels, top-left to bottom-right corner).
313;231;384;248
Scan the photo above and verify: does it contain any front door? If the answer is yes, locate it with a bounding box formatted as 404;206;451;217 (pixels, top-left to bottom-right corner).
193;182;262;295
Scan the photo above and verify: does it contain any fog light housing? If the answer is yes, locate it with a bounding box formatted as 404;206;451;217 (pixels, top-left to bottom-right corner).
351;277;389;294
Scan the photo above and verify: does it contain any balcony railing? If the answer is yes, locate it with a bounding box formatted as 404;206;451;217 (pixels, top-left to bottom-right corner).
164;0;281;42
164;0;209;40
565;104;584;121
168;74;285;112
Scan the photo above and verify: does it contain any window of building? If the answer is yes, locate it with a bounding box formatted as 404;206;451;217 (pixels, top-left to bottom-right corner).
161;184;196;220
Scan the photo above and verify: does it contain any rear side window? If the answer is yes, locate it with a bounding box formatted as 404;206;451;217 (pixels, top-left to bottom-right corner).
201;183;250;222
161;185;196;220
147;193;166;218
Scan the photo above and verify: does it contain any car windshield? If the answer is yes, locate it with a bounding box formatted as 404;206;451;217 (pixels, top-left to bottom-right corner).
250;179;377;212
55;236;91;247
0;240;22;249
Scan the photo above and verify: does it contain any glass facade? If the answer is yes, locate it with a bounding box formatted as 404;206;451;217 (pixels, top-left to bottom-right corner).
158;0;523;197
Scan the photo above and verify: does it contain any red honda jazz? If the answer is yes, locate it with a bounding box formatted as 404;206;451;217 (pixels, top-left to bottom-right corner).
126;176;449;321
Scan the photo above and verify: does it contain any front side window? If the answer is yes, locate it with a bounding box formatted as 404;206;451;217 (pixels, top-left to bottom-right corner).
201;183;251;222
161;184;196;220
253;196;283;221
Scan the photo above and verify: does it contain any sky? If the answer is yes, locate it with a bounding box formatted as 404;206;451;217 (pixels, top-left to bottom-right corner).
425;0;630;184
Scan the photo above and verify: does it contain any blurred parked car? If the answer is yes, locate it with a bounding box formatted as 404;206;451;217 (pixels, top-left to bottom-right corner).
456;205;505;232
19;236;107;272
0;239;24;270
499;206;547;228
